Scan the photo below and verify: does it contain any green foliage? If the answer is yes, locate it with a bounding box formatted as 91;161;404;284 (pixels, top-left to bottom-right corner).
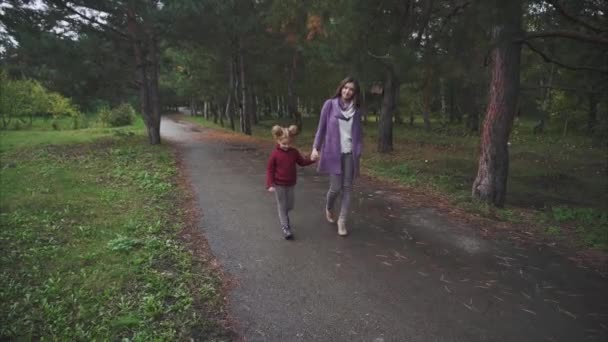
107;235;142;252
0;72;80;130
547;206;608;249
545;226;562;236
99;103;137;127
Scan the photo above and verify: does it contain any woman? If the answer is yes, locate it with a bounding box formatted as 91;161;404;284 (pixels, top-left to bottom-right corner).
311;76;363;236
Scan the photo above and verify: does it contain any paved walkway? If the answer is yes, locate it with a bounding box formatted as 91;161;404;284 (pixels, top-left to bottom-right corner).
162;117;608;342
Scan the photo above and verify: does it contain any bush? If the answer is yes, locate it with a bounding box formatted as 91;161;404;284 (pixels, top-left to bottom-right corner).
71;113;89;129
100;103;137;127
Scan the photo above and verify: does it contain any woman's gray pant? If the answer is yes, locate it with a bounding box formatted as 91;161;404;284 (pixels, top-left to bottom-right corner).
274;185;295;227
326;153;354;221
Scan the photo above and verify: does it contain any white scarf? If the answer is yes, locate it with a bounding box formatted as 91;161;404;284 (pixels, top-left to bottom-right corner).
340;100;355;119
338;99;355;153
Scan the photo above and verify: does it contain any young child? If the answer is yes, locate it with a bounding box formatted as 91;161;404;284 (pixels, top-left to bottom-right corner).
266;125;315;239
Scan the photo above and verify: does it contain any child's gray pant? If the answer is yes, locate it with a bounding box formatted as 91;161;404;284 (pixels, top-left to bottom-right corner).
274;185;294;227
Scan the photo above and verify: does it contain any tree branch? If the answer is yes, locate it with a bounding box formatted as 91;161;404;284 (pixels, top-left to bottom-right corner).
437;1;472;35
523;41;608;74
524;30;608;45
48;1;129;40
543;0;607;34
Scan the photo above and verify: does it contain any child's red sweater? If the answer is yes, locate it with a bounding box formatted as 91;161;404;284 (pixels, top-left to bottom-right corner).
266;146;315;189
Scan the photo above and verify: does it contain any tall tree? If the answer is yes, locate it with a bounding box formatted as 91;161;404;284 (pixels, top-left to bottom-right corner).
5;0;169;144
472;0;608;206
471;0;523;207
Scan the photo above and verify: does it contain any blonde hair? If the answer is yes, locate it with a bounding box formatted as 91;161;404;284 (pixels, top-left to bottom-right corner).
271;125;299;141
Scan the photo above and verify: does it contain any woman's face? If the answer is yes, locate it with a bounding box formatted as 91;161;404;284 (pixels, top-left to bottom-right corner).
341;82;356;102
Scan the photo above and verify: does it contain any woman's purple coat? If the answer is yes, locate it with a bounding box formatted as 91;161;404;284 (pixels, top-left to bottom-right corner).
312;98;363;176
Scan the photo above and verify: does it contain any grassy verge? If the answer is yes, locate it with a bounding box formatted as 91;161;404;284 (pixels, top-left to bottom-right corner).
182;114;607;250
0;125;230;340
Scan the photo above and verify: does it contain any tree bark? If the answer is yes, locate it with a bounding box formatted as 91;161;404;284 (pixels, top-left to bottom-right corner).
464;84;479;132
422;69;432;132
440;77;447;120
251;91;258;125
238;45;251;135
225;59;235;131
287;51;302;130
217;102;223;126
211;101;219;124
472;0;522;207
587;92;598;134
535;64;554;134
361;90;368;124
127;7;160;145
378;66;398;153
448;80;459;123
393;85;403;125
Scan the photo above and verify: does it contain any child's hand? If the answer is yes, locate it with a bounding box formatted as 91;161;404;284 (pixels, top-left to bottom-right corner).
268;186;276;192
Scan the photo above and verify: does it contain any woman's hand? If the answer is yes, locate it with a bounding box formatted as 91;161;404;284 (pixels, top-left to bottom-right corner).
268;186;276;192
311;148;319;161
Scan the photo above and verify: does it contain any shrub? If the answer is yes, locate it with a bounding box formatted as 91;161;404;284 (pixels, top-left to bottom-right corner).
100;103;136;127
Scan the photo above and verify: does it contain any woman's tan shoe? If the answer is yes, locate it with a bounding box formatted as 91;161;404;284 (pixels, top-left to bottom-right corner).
337;219;348;236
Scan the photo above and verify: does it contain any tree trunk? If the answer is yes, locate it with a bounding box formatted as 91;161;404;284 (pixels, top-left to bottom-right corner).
146;44;161;145
471;0;522;207
238;45;251;135
464;85;479;132
226;59;236;131
224;60;235;131
394;84;403;125
251;92;258;125
448;80;458;123
282;96;288;118
536;64;554;134
361;90;368;124
275;96;281;118
287;51;302;130
422;64;432;132
587;92;598;134
466;108;479;132
378;66;398;153
440;77;447;120
217;102;223;126
127;8;160;145
211;101;218;124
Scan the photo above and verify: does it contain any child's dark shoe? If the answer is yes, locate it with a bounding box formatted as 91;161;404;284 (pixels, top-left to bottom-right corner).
325;208;336;223
282;225;294;240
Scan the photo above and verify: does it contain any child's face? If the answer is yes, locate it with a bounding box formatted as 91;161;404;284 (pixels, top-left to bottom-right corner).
278;137;291;150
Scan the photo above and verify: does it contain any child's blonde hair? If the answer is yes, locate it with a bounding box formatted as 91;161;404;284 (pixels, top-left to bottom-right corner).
271;125;299;142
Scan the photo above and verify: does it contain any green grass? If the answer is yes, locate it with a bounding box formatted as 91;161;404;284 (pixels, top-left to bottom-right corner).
0;125;230;340
0;117;146;152
184;114;607;250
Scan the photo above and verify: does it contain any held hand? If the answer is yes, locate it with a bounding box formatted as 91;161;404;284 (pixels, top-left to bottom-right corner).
310;148;319;161
268;186;276;193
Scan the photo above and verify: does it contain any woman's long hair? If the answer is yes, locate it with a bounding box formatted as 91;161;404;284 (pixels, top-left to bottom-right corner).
332;76;361;108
